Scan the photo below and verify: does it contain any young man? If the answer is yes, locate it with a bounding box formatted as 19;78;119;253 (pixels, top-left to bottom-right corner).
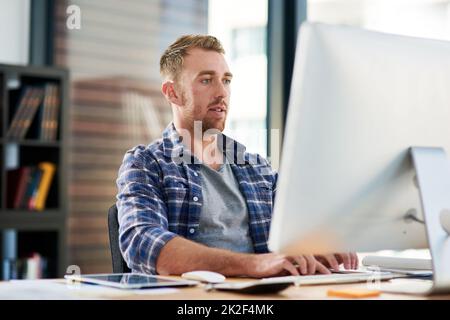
116;35;358;277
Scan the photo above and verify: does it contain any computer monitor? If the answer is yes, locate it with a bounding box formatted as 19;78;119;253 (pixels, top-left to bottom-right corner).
268;22;450;293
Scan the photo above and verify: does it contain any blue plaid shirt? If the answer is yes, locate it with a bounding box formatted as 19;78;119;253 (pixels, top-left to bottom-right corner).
116;123;278;274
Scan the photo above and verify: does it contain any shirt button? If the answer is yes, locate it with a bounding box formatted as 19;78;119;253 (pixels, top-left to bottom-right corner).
189;228;195;234
193;172;198;177
193;196;199;202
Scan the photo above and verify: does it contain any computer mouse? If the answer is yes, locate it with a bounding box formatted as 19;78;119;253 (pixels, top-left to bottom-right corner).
440;209;450;235
181;270;226;283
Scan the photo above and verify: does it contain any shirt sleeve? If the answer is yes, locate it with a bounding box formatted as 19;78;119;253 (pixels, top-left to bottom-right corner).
272;170;279;202
257;154;279;201
116;146;177;274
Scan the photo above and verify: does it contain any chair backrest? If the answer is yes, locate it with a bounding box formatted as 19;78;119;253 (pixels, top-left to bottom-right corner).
107;204;131;273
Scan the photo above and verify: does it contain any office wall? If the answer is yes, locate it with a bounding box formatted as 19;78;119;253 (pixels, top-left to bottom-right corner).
53;0;208;274
0;0;30;64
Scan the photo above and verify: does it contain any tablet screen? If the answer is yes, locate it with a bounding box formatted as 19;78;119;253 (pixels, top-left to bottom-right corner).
65;273;197;289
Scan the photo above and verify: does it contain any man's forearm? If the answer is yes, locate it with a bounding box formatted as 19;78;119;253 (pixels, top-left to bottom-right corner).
155;236;252;276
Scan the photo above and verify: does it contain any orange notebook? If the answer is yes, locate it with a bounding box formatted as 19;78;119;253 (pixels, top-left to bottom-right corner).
327;288;381;298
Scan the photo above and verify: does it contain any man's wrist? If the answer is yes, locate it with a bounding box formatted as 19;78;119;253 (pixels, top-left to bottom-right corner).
223;252;254;277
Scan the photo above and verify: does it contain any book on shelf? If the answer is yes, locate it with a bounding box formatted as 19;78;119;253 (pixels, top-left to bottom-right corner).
6;162;56;211
3;252;48;280
34;162;57;211
25;167;42;210
6;83;60;141
39;83;60;141
21;252;48;279
6;167;32;209
6;87;37;139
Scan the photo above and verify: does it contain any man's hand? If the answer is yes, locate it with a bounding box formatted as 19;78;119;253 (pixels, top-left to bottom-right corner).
156;237;358;278
243;253;332;278
315;253;359;271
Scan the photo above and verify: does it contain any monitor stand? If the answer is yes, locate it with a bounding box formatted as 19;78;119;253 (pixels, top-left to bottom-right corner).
408;147;450;295
383;147;450;295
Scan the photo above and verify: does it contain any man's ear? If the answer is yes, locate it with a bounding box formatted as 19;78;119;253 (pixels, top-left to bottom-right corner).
162;81;182;106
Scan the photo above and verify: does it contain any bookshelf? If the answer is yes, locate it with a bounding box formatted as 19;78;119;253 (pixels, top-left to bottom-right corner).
0;64;68;280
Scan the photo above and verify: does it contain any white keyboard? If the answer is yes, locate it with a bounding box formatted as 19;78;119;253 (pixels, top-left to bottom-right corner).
261;271;394;285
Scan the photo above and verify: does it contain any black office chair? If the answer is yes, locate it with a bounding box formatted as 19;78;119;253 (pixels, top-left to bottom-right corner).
107;204;131;273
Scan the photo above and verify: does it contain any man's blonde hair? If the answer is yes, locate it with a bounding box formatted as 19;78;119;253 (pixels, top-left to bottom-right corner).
160;35;225;81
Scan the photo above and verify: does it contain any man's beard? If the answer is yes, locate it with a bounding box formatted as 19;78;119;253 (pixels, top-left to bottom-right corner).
202;114;226;132
182;93;227;133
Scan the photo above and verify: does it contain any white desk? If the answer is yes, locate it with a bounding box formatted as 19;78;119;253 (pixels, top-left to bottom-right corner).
0;277;447;300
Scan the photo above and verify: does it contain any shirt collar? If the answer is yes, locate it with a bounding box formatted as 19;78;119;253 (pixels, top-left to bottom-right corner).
161;122;248;165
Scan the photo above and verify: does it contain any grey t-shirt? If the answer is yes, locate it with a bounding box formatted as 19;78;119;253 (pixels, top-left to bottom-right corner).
191;160;255;253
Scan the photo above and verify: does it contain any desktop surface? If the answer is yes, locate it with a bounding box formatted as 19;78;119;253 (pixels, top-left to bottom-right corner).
1;276;448;300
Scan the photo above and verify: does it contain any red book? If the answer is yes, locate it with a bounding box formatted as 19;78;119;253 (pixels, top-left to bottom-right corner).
13;167;32;209
6;168;22;208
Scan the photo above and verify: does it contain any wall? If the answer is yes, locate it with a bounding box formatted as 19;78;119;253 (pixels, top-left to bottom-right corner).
0;0;30;65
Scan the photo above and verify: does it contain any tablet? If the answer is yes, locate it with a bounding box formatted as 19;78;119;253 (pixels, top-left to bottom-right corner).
64;273;199;289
